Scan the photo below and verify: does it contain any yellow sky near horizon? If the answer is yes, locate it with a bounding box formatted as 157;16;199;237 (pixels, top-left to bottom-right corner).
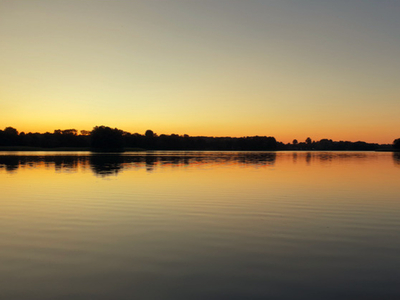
1;1;400;144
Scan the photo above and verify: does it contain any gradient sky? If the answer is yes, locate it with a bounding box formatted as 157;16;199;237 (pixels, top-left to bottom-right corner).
1;0;399;143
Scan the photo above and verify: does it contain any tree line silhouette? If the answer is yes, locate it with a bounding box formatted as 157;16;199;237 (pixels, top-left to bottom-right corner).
280;138;388;151
0;126;277;151
0;126;398;151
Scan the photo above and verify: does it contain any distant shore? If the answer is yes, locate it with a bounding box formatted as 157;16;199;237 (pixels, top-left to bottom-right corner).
0;146;144;152
0;146;397;152
2;126;399;151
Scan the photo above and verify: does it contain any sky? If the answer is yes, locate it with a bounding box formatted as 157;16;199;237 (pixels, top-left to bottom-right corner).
1;0;399;143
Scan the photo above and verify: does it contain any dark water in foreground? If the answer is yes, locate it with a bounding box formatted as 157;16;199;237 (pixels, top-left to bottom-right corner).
1;151;400;300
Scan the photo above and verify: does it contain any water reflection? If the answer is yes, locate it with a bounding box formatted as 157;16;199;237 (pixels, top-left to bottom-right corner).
0;151;398;176
0;154;88;173
393;152;400;167
292;151;369;163
89;155;125;176
1;151;400;300
306;152;311;164
0;152;277;176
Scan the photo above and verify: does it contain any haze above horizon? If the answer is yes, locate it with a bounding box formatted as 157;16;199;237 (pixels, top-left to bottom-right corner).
1;0;399;144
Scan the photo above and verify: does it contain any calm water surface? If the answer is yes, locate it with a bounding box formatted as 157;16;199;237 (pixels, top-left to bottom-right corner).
1;151;400;300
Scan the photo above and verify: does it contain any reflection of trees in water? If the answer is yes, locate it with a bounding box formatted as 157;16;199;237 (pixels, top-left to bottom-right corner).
90;152;278;174
305;152;311;164
289;151;369;164
51;156;80;171
235;152;276;165
145;154;157;172
3;152;392;175
0;156;19;172
393;152;400;167
0;152;278;176
90;155;124;176
0;155;85;173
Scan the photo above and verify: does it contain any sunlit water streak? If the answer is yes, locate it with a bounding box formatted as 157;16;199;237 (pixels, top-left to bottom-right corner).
1;151;400;300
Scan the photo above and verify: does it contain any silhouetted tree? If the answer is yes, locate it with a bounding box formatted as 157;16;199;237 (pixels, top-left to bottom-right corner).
144;130;156;149
393;138;400;150
2;127;19;146
145;130;154;138
90;126;124;151
4;127;18;136
316;139;333;150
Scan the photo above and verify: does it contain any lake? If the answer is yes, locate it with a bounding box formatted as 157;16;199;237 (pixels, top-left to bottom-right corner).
1;151;400;300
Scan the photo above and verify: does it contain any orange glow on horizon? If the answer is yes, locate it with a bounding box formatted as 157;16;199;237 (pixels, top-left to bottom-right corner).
2;122;397;145
1;2;400;145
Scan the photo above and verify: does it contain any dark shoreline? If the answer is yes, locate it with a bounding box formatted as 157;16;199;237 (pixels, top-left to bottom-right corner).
0;146;397;152
2;126;398;152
